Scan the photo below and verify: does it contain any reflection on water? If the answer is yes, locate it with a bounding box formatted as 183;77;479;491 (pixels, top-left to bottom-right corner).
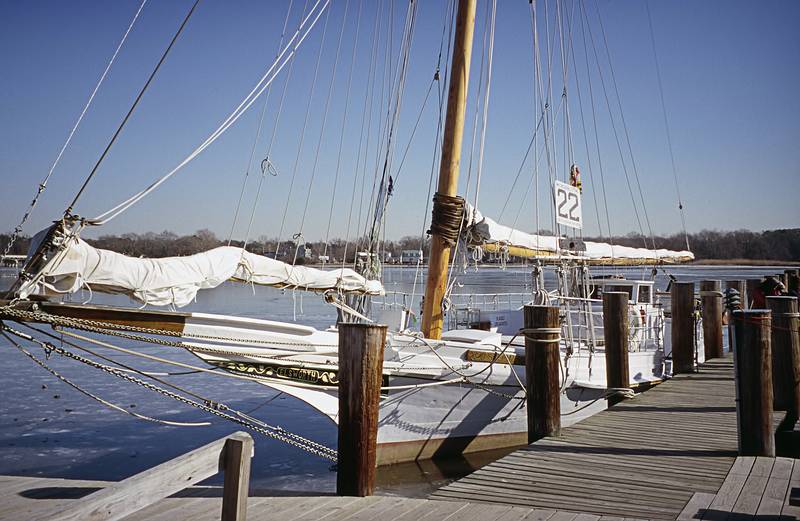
0;264;793;494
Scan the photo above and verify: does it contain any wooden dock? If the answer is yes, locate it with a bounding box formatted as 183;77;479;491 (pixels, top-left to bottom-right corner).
431;356;798;520
2;356;798;520
0;474;574;521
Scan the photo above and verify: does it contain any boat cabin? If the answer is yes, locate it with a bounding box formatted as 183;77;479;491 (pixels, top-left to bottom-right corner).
589;278;654;306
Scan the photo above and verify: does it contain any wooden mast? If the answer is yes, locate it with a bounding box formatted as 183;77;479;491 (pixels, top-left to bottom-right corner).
421;0;477;339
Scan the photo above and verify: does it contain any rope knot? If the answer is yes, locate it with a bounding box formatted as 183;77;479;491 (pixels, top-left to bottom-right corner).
427;192;465;246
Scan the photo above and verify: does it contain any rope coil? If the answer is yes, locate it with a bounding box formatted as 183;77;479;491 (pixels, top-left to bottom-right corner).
427;192;465;246
520;327;562;344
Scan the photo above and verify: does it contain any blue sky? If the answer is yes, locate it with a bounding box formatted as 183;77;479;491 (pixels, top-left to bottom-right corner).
1;0;798;244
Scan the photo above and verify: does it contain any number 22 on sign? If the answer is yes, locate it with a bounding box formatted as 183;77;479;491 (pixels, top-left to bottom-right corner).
553;180;582;229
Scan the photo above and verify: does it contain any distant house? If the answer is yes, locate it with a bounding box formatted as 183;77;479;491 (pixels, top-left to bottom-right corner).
400;250;423;264
318;255;330;264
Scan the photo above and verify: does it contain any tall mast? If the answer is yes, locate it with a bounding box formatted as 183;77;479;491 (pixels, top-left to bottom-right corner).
421;0;477;339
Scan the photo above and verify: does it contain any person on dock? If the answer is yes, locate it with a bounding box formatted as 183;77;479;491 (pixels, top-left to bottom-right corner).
751;276;785;308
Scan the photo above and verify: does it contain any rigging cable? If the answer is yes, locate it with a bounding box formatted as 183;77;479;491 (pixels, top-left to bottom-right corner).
578;0;614;252
645;0;690;252
92;0;332;225
66;0;201;217
323;0;364;259
568;5;603;238
340;0;383;269
592;0;657;252
243;0;312;254
227;0;296;246
1;0;147;259
295;0;352;259
410;0;455;313
273;2;332;258
582;0;649;249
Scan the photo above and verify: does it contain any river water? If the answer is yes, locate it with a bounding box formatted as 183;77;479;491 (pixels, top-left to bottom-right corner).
0;264;792;495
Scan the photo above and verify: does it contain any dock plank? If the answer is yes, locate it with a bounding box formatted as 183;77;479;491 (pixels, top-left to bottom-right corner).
431;357;742;520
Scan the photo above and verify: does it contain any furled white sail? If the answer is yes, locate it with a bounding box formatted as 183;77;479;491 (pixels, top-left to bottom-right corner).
18;229;384;307
464;205;694;264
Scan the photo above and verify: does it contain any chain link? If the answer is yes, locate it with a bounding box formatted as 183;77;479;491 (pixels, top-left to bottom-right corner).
1;319;337;461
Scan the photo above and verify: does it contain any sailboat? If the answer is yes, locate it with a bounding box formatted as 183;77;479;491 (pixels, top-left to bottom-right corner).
1;0;697;465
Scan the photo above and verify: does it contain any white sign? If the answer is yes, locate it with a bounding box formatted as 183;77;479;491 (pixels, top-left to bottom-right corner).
554;180;583;229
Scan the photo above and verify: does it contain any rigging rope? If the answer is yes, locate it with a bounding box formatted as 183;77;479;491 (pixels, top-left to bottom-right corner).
296;0;351;249
1;0;147;259
92;0;331;225
428;193;465;247
274;2;332;259
578;1;614;253
323;0;364;259
340;0;384;269
591;0;657;253
227;0;296;246
66;0;201;217
645;0;690;252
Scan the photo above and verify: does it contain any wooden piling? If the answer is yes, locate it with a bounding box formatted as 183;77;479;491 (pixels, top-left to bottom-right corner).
700;280;724;359
524;305;561;442
671;281;696;374
766;296;800;419
746;278;762;309
787;271;799;297
732;310;775;457
603;292;630;407
337;323;387;497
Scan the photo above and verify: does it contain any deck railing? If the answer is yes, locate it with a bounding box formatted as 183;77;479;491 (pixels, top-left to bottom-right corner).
36;431;254;521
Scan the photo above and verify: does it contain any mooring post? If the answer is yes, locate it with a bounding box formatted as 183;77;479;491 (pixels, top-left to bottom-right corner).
746;278;762;309
337;323;387;497
603;292;631;407
671;281;696;373
700;280;724;359
766;296;800;419
732;309;775;457
523;305;561;443
787;271;800;295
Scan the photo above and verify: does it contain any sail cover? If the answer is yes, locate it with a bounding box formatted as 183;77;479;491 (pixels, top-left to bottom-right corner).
464;205;694;264
18;230;384;307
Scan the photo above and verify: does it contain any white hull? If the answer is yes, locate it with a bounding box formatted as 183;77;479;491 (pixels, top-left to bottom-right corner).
182;307;680;465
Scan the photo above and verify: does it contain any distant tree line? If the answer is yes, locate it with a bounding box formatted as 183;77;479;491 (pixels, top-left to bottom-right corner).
1;228;798;263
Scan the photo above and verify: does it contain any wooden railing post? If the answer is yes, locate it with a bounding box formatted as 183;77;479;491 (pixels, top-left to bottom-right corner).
766;296;800;420
732;310;775;457
523;305;561;443
700;280;724;359
221;433;254;521
671;281;696;374
603;292;630;407
36;432;254;521
337;323;387;497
